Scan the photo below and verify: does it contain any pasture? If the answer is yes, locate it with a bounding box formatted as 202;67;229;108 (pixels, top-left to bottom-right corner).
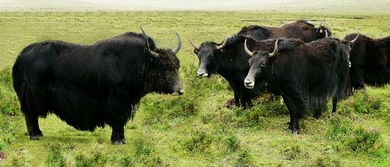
0;12;389;166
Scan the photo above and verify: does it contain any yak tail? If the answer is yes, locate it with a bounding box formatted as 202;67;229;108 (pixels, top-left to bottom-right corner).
12;43;49;117
12;43;38;93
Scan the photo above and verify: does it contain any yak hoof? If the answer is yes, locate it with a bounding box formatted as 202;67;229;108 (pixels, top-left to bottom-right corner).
26;132;43;137
30;135;41;140
291;129;299;135
112;139;127;145
332;112;337;116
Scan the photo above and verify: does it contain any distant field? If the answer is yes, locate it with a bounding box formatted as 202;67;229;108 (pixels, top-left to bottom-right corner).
0;12;389;166
1;0;390;14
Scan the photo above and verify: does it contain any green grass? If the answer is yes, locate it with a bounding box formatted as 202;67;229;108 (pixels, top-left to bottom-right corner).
0;12;389;166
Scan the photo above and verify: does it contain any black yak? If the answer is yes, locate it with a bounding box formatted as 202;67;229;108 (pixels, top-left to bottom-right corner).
243;37;356;133
12;28;183;144
344;33;390;90
190;20;331;108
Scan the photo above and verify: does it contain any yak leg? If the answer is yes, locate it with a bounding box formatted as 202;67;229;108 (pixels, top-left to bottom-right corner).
241;93;253;109
24;114;42;140
111;125;126;145
352;67;365;90
286;108;294;130
313;103;326;119
231;83;241;107
21;97;43;140
332;98;338;115
225;82;241;109
282;93;307;134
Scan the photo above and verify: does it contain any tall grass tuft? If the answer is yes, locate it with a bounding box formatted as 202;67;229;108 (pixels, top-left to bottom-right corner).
47;144;66;167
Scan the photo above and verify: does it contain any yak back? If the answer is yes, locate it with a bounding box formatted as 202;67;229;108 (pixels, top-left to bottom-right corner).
238;20;328;42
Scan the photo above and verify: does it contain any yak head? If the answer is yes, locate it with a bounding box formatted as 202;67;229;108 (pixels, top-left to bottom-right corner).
141;27;183;95
341;33;361;67
243;39;280;89
190;36;229;77
285;19;332;42
342;33;361;50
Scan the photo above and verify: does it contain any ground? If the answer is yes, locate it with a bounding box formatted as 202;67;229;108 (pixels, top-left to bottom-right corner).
0;12;389;166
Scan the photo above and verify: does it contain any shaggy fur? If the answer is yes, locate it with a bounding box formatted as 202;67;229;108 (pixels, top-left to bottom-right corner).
344;33;390;90
193;20;331;108
245;38;351;133
12;32;181;144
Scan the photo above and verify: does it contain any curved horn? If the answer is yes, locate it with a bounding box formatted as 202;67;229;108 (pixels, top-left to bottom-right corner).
350;32;360;44
244;39;254;56
190;36;200;50
216;36;229;50
269;39;279;57
140;27;159;57
325;29;329;37
172;32;181;54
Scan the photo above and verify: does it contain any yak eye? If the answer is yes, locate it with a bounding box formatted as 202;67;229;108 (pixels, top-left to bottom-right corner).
260;62;266;67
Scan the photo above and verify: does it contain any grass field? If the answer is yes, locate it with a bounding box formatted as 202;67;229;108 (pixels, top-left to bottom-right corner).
0;12;389;166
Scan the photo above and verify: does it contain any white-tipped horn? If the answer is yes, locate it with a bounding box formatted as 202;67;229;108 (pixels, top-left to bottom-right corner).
244;39;254;56
190;36;200;50
350;32;360;44
140;27;159;57
172;32;181;54
216;36;229;50
269;39;279;57
325;30;329;37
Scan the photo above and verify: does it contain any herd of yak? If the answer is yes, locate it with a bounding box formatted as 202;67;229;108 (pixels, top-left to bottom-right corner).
12;20;389;144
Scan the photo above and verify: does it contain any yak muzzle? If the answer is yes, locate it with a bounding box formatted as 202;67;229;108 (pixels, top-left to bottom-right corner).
197;70;209;77
177;88;184;95
244;78;255;89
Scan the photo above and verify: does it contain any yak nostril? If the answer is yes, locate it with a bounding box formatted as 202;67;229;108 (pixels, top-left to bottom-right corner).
197;71;204;76
244;80;252;85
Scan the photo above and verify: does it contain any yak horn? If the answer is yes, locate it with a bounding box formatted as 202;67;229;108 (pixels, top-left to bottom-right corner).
172;32;181;54
325;29;329;37
216;36;229;50
140;27;159;57
350;32;360;44
269;39;279;57
190;36;200;50
320;18;326;27
244;39;254;56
